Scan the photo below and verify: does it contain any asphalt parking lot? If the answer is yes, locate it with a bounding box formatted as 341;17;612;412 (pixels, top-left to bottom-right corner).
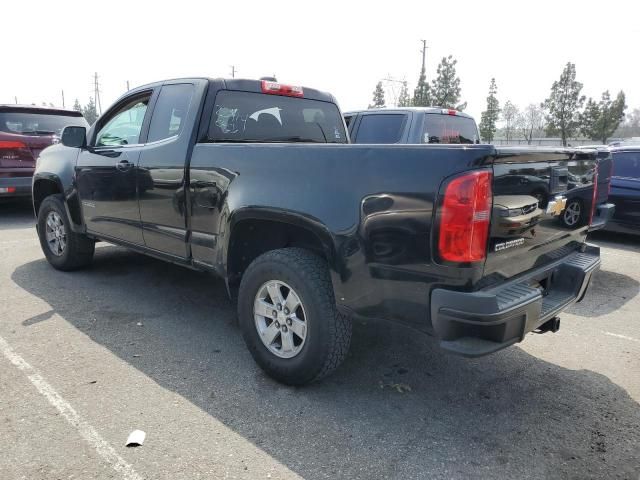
1;197;639;480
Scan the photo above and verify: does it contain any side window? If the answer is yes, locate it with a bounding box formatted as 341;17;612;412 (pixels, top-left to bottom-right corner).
147;84;194;143
353;114;406;144
613;152;640;179
95;94;151;147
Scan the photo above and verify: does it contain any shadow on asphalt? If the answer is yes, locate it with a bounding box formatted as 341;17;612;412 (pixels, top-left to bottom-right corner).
11;245;640;480
589;230;640;254
568;269;640;317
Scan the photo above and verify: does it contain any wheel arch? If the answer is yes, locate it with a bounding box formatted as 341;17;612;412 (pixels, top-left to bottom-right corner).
33;173;84;231
225;208;340;287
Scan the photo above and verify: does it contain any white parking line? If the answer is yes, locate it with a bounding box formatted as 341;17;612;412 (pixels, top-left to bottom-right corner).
603;331;640;343
0;335;143;480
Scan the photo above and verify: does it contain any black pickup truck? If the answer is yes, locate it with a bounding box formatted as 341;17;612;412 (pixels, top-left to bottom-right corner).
33;78;600;385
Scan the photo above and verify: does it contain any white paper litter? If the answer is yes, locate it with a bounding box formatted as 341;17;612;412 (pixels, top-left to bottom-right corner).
125;430;146;447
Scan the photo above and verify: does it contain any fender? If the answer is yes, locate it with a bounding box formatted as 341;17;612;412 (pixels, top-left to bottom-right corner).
32;172;85;233
223;206;345;288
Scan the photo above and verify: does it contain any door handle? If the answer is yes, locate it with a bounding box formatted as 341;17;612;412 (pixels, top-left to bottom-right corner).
116;159;133;171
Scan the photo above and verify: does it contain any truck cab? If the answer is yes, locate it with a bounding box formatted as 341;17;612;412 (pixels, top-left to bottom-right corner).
344;107;480;145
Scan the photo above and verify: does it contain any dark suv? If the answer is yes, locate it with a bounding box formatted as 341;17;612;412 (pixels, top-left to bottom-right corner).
0;105;88;198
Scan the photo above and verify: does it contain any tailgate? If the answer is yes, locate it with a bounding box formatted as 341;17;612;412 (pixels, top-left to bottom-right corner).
485;147;597;280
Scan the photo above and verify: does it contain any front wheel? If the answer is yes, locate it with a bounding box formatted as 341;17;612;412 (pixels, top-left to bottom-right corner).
561;199;584;228
37;194;95;271
238;248;352;385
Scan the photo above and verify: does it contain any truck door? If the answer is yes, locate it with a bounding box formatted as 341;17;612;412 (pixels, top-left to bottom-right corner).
76;91;154;245
137;82;198;258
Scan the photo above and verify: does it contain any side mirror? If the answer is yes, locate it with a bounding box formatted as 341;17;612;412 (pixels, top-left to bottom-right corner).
61;126;87;148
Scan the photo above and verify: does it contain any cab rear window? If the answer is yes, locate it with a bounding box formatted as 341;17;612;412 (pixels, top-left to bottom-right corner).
208;91;346;143
423;114;479;144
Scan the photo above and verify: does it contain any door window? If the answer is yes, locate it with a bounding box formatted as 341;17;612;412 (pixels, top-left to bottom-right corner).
147;84;194;143
95;94;151;147
613;152;640;179
353;114;406;144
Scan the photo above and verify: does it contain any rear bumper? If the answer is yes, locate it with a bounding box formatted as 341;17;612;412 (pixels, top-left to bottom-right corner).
589;202;615;232
0;176;32;197
430;244;600;357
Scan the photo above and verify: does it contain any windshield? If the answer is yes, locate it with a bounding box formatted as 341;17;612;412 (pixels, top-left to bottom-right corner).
0;111;87;135
423;114;479;144
209;90;347;143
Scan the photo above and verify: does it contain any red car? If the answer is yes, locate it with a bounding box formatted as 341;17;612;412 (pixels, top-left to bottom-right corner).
0;105;88;198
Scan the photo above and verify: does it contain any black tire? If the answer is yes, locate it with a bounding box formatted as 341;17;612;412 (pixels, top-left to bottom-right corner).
37;194;95;271
238;248;352;385
560;198;584;228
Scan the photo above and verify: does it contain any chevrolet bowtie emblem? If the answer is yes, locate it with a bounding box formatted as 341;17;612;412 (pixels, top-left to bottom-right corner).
546;196;568;216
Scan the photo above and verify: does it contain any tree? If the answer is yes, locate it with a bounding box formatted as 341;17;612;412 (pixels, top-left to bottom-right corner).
479;78;500;143
614;108;640;138
82;97;98;124
430;55;465;110
501;100;519;143
72;98;82;113
517;104;545;145
543;62;585;146
412;66;430;107
397;80;411;107
369;81;386;109
580;90;626;144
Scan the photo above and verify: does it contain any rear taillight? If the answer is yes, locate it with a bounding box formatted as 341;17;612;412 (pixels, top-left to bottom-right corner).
0;140;30;161
438;170;492;263
589;169;598;225
261;80;304;97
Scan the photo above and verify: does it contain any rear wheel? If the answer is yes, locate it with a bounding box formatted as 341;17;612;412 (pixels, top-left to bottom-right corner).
238;248;352;385
37;194;95;271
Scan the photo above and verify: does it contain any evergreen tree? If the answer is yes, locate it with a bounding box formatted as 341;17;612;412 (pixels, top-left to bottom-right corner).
82;97;98;124
72;99;83;113
397;80;411;107
543;62;585;146
580;90;626;144
369;81;386;109
412;67;430;107
430;55;465;110
479;78;500;143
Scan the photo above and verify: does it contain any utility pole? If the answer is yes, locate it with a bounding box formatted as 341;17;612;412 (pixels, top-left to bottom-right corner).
230;65;236;78
61;90;65;108
126;80;130;91
420;39;428;74
14;96;18;105
94;72;102;115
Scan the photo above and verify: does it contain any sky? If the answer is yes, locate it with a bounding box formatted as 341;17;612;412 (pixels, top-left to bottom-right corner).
3;0;639;123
